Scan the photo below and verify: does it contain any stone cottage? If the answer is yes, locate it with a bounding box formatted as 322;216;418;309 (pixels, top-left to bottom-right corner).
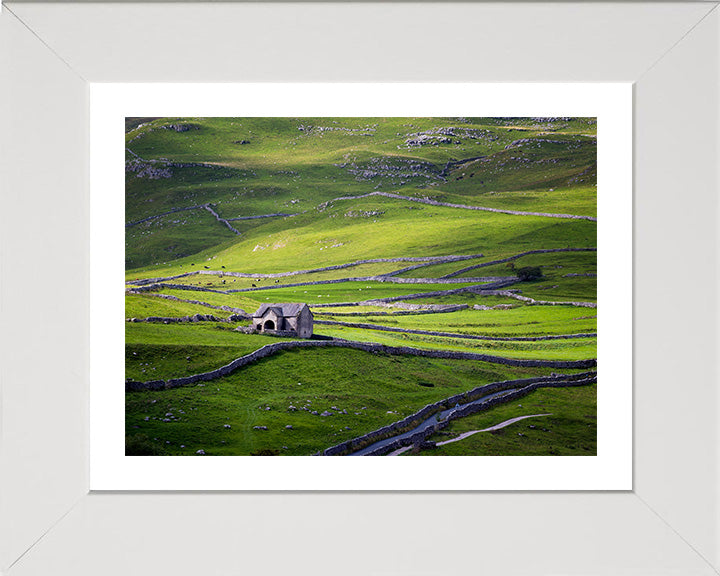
251;303;313;338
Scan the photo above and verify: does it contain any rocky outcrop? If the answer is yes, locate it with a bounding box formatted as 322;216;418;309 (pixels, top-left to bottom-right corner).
299;124;377;136
334;157;445;185
404;127;498;150
125;158;173;179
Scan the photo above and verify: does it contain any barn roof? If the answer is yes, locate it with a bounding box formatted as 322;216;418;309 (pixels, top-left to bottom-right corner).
252;303;310;318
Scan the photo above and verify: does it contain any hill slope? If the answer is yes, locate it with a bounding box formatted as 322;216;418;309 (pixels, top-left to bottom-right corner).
125;116;598;457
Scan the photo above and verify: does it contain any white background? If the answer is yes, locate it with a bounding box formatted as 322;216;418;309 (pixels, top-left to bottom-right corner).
91;83;632;491
2;3;718;575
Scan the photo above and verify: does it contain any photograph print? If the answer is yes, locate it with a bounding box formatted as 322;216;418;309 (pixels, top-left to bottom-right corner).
124;117;597;457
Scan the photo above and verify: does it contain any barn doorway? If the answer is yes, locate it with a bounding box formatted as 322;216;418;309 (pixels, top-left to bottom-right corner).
263;320;275;331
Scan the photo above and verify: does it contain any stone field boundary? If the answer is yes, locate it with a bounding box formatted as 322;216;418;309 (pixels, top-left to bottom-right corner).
125;339;597;392
320;372;597;456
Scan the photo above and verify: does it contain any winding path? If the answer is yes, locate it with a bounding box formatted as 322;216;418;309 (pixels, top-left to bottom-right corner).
435;413;553;445
389;412;553;455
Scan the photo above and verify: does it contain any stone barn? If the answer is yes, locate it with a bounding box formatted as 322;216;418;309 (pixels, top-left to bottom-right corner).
251;303;313;338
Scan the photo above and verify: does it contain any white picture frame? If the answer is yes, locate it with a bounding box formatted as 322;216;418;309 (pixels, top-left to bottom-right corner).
2;2;718;575
90;82;631;491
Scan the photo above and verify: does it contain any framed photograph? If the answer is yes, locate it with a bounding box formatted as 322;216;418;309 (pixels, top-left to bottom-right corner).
90;83;631;491
2;2;718;575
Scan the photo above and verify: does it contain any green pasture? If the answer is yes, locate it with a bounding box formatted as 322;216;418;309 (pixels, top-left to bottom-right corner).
458;250;596;278
125;293;236;319
126;117;596;275
318;305;597;337
125;116;599;457
126;199;595;279
415;186;597;218
125;323;287;381
313;325;597;361
233;280;484;305
159;261;419;289
125;346;576;456
438;138;596;195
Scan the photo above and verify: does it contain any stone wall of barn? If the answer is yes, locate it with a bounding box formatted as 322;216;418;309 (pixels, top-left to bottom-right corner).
298;307;314;338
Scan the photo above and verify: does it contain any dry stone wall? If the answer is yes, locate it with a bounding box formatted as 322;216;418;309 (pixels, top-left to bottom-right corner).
485;290;598;308
314;319;596;342
441;247;597;279
127;313;246;324
320;372;596;456
125;340;596;392
224;276;513;294
323;191;597;221
124;291;248;315
125;254;486;286
203;205;241;235
226;212;298;222
316;304;468;316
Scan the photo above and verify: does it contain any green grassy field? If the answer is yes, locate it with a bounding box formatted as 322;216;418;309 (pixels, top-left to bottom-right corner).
125;116;598;456
317;305;597;336
125;347;582;456
125;323;294;381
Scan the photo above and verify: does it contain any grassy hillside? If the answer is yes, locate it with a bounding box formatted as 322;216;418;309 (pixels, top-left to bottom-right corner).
125;116;596;270
125;116;598;457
